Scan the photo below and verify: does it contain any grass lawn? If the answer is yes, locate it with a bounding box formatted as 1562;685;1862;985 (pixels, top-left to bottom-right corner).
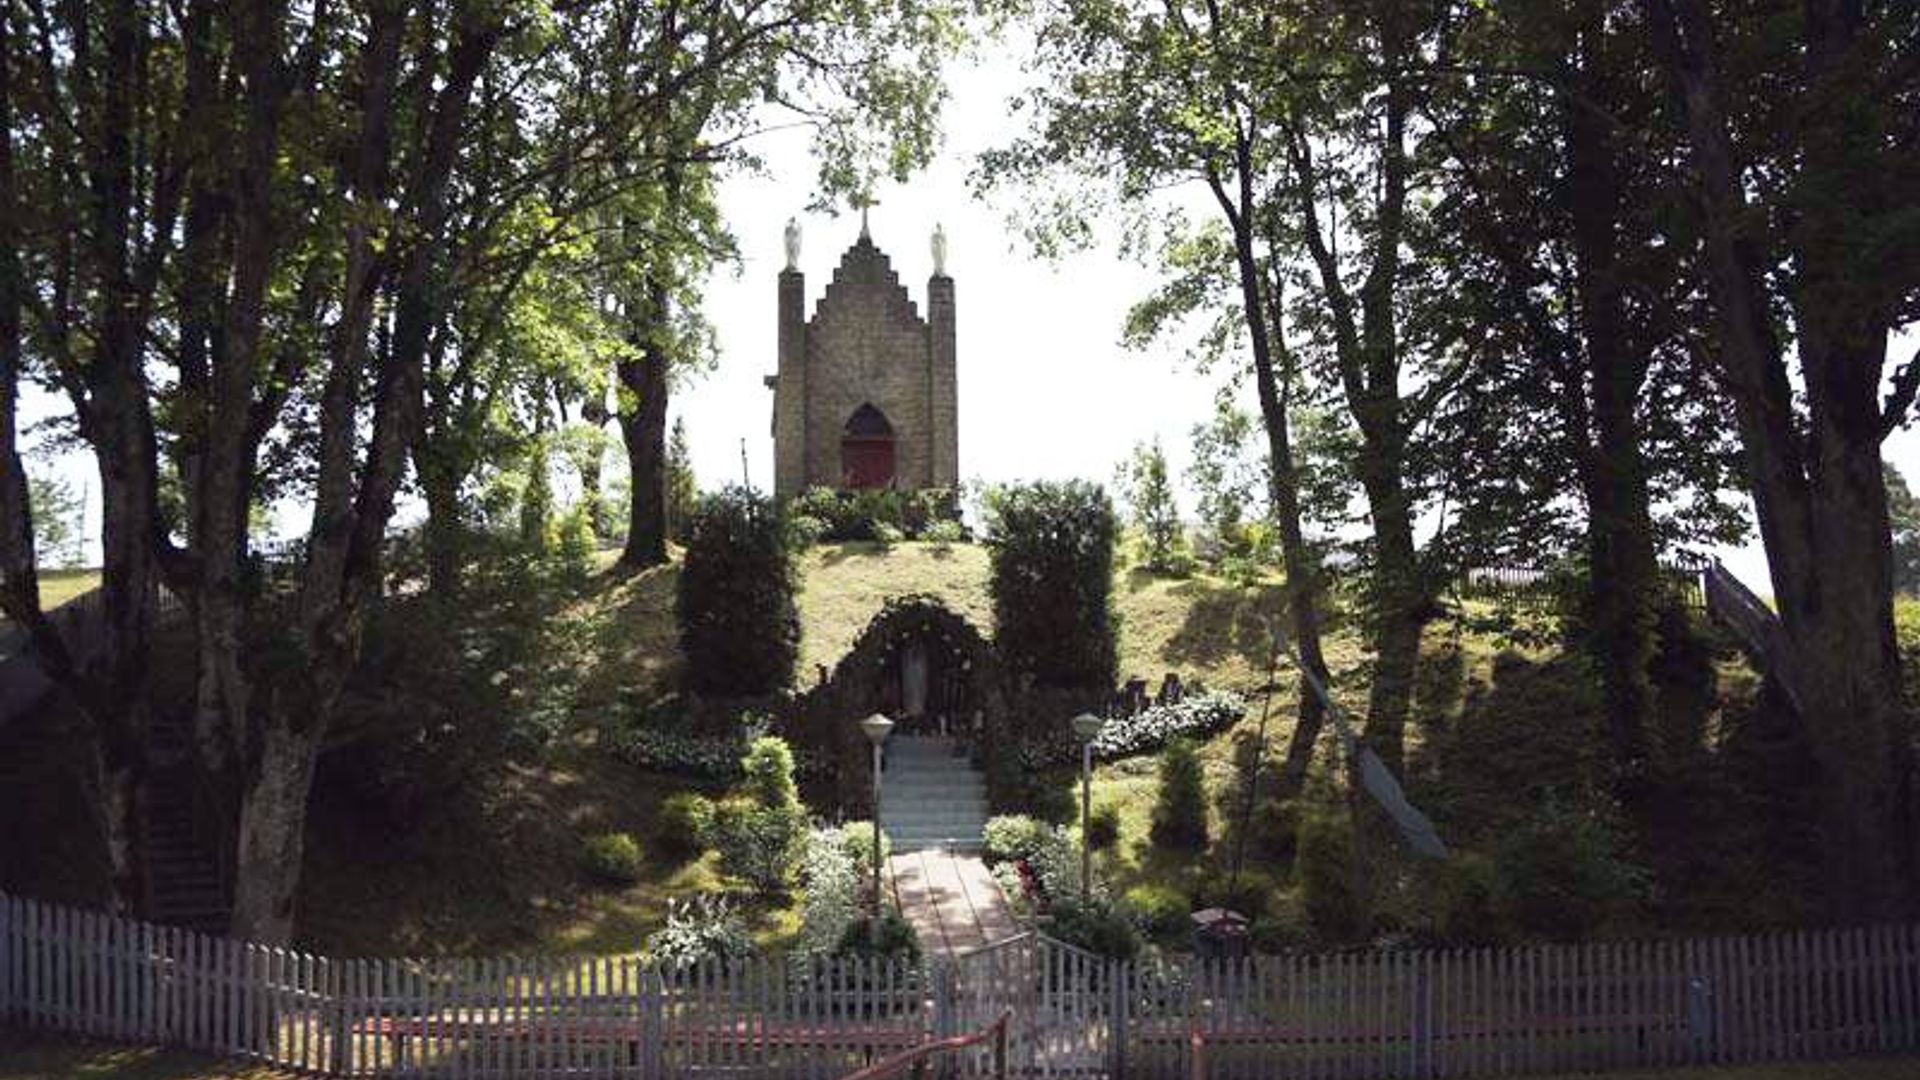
0;1028;290;1080
35;568;100;610
3;1025;1915;1080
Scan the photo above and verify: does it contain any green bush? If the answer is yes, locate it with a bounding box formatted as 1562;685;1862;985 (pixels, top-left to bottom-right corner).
923;519;967;545
579;832;644;886
677;488;799;695
787;514;830;548
835;907;922;964
824;820;891;874
982;815;1051;866
1085;804;1121;853
553;504;597;580
1149;738;1209;852
1248;896;1311;953
1047;898;1140;961
984;481;1118;689
1491;796;1648;940
787;487;958;544
658;793;714;860
741;736;802;810
1295;810;1366;941
709;796;804;895
1121;884;1190;940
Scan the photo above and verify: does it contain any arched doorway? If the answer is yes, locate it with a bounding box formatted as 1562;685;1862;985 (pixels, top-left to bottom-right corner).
841;403;895;489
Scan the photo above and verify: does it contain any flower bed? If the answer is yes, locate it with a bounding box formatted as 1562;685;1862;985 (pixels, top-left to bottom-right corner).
1016;690;1246;768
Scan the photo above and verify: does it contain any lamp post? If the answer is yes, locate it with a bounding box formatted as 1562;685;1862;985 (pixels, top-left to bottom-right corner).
1071;712;1104;903
859;713;895;941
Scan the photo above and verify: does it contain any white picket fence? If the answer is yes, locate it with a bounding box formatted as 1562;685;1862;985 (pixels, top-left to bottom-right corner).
4;892;1919;1078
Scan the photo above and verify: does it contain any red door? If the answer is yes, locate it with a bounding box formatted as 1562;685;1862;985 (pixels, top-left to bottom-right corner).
842;438;895;488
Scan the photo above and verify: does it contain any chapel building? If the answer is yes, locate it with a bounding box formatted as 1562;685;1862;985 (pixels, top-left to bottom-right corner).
766;219;957;496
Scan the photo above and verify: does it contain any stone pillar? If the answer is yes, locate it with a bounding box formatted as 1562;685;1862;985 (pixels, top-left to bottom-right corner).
773;268;808;496
927;273;958;489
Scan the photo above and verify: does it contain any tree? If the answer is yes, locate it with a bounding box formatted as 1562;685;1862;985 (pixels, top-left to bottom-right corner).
1637;0;1920;918
677;487;800;696
666;417;698;546
27;475;81;569
1116;439;1186;573
1149;738;1208;852
1888;464;1920;597
983;481;1119;691
983;0;1334;795
1186;396;1264;565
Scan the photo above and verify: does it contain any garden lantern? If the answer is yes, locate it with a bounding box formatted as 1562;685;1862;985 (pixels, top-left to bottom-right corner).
1071;711;1104;902
859;713;895;939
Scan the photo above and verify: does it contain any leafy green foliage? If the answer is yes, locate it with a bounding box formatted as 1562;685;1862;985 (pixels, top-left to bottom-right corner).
579;832;644;886
1149;738;1208;852
787;487;958;545
667;419;698;546
1295;810;1365;942
834;908;922;964
1085;804;1120;853
1488;796;1648;941
26;474;81;568
1121;883;1190;941
1888;463;1920;596
658;794;715;861
1116;439;1190;574
677;488;800;695
1047;898;1141;960
982;815;1052;867
983;481;1118;689
708;736;807;894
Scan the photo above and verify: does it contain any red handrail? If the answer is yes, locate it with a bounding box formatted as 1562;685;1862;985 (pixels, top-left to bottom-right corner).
835;1009;1012;1080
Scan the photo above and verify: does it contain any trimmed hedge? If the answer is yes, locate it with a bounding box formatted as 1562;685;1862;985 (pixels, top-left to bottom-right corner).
678;487;799;695
984;481;1118;690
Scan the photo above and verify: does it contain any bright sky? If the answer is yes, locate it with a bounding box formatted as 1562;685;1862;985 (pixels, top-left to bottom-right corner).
17;48;1920;592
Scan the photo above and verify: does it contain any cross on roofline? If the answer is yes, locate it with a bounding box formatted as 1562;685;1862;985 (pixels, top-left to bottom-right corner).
852;191;878;239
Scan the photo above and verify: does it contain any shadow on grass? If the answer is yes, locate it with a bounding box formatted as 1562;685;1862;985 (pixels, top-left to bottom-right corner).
1157;579;1288;675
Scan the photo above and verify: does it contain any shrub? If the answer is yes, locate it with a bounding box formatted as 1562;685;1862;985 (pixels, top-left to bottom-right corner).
1122;884;1190;941
553;504;597;580
799;828;865;956
984;481;1118;689
1047;898;1140;961
647;895;753;967
579;832;644;886
658;793;714;860
787;514;830;548
741;736;802;810
1490;796;1648;940
677;487;799;695
1024;824;1085;904
1248;896;1311;953
982;815;1051;867
1149;738;1209;852
1085;804;1121;853
835;908;922;964
823;820;891;874
709;795;805;894
1296;810;1366;941
923;519;967;545
872;521;905;546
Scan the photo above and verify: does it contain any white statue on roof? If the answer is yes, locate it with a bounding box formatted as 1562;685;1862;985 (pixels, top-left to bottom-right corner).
932;223;948;276
784;217;801;270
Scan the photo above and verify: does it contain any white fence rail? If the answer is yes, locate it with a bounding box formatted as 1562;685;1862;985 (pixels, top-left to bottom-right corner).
4;892;1918;1078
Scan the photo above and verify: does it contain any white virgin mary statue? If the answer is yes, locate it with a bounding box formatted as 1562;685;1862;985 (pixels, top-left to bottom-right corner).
900;639;930;718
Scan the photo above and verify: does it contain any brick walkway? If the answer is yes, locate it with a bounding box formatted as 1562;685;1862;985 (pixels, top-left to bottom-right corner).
887;847;1019;955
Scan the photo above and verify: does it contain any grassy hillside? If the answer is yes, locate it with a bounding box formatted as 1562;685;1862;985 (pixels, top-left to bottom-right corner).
4;539;1806;955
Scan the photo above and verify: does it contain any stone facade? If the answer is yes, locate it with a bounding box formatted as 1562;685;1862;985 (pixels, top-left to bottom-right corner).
768;231;957;496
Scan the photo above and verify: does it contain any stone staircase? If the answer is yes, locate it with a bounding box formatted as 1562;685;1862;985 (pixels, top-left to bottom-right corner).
141;710;231;934
879;734;988;852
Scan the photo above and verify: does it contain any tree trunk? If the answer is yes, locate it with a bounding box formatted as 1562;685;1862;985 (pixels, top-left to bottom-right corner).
618;276;671;570
227;722;323;942
1564;27;1660;786
420;458;465;595
1642;0;1913;917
